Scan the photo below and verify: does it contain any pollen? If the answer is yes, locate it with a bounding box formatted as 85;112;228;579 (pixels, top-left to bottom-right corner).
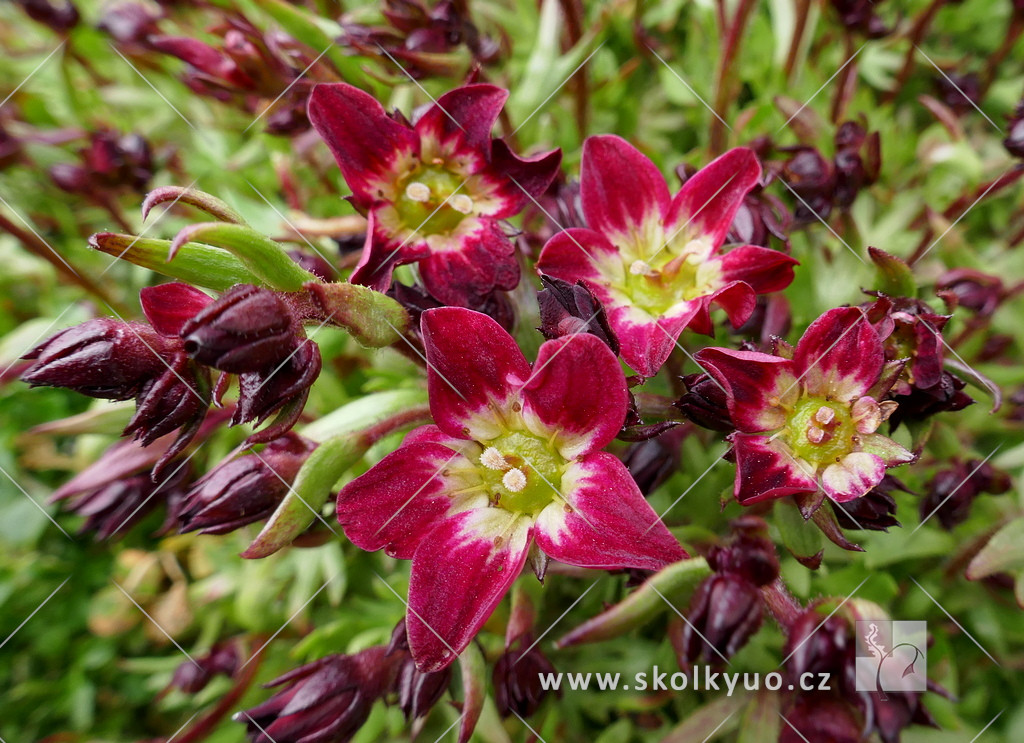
502;467;528;493
450;194;474;214
405;181;432;203
480;447;509;471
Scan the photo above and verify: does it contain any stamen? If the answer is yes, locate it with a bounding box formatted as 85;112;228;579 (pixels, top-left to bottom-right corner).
480;447;509;471
629;259;657;276
806;425;830;445
450;194;474;214
814;406;835;425
502;467;528;493
405;181;431;203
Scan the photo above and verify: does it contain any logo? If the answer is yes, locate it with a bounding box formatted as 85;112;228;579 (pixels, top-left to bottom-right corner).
855;620;927;697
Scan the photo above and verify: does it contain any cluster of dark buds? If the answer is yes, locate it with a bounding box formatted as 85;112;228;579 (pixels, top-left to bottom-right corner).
936;267;1012;318
12;0;79;32
341;0;501;78
493;631;559;718
829;0;891;37
178;433;316;535
386;620;452;724
920;458;1011;530
831;474;908;532
781;121;881;225
49;129;155;196
676;517;779;666
169;642;241;694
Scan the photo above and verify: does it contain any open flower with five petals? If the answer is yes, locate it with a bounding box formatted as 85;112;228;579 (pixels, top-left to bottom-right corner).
335;307;685;672
695;307;914;506
537;135;797;377
308;83;561;307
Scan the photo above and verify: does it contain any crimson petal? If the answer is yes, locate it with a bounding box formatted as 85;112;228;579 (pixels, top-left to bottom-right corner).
418;219;519;307
666;148;761;248
140;283;213;336
414;84;507;163
794;307;883;402
731;433;819;504
580;135;670;240
718;245;799;294
695;347;798;432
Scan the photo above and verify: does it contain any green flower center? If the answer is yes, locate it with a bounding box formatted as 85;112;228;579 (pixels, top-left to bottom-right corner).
608;236;722;316
783;396;858;466
395;164;473;237
477;431;565;517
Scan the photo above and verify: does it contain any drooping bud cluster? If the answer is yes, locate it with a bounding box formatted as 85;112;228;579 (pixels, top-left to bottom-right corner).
169;642;240;694
536;275;619;354
49;130;154;196
920;458;1011;529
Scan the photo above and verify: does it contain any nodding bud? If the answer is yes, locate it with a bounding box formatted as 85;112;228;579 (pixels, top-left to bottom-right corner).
920;459;1011;530
675;373;733;432
236;646;397;743
935;268;1007;317
232;340;322;439
780;696;863;743
177;434;315;535
180;285;298;373
492;634;559;718
676;573;763;667
124;352;210;448
537;274;619;355
831;475;907;531
170;642;240;694
21;318;169;400
14;0;80;32
784;608;856;694
388;620;451;721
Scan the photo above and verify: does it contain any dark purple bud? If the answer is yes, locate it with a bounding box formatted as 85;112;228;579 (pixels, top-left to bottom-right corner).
784;609;856;694
621;427;686;495
236;646;396;743
170;642;241;693
98;1;162;44
49;163;91;193
935;268;1007;317
780;696;863;743
831;475;907;531
1005;102;1024;158
675;373;733;432
58;466;189;540
537;275;619;354
181;285;297;373
934;72;982;116
233;340;321;440
178;434;315;535
888;370;974;427
124;351;210;451
708;516;780;587
678;574;763;666
21;318;169;400
830;0;890;37
783;147;833;192
385;618;451;721
920;459;1011;530
870;689;940;743
14;0;79;32
493;634;559;718
148;35;256;89
287;250;337;282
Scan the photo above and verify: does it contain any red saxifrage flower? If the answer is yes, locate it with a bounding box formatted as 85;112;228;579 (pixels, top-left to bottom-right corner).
695;307;914;505
335;307;685;672
307;83;561;307
536;135;798;377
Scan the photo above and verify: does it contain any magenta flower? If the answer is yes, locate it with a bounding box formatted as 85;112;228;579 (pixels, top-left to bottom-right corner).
308;83;561;307
335;307;685;671
536;135;798;377
695;307;914;505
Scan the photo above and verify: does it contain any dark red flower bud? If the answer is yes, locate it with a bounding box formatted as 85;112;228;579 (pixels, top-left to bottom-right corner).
236;646;395;743
181;285;298;373
178;434;315;535
889;370;973;427
936;268;1007;317
678;574;763;666
934;72;982;116
21;318;169;400
232;340;322;440
708;517;780;587
14;0;79;32
621;427;686;496
871;689;940;743
675;373;733;432
385;618;451;721
780;696;863;743
493;634;559;718
98;2;161;44
831;475;907;531
57;466;190;540
124;351;210;450
1005;102;1024;158
537;274;619;354
170;642;241;693
49;163;91;193
920;459;1011;530
830;0;890;37
784;609;856;694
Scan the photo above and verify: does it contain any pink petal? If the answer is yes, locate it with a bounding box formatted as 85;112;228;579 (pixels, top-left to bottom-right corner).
408;508;532;672
694;347;798;432
414;84;507;165
794;307;883;402
536;228;620;288
335;442;482;559
666;148;761;247
858;433;915;467
610;302;701;378
718;245;799;294
534;451;686;569
403;424;479;451
580;135;670;241
421;308;532;441
731;433;819;504
140;283;213;336
418;219;519;307
480;140;562;219
822;452;886;503
348;210;430;292
520;334;628;460
308;83;420;208
686;282;757;336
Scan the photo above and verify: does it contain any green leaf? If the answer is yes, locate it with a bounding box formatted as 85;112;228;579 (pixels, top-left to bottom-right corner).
775;499;824;568
170;222;318;291
142;186;247;224
661;695;746;743
89;232;262;291
869;246;917;297
738;690;781;743
967;518;1024;581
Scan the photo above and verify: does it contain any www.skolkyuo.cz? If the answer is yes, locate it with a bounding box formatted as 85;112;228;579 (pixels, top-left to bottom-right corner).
538;666;833;696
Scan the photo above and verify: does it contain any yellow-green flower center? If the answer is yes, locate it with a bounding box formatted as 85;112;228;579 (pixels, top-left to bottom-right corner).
395;164;473;237
783;396;858;466
477;431;565;517
607;236;722;316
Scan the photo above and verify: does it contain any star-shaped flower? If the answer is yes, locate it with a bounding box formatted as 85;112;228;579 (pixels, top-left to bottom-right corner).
335;307;685;671
695;307;914;505
537;135;797;377
308;83;561;307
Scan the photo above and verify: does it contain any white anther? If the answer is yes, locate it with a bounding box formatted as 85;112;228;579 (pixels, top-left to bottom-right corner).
480;447;509;471
629;259;656;276
405;181;431;202
814;406;836;425
502;467;528;493
806;425;830;445
450;194;474;214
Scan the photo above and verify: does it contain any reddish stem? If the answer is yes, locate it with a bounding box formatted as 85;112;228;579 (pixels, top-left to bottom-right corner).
760;577;803;631
884;0;948;104
710;0;757;154
783;0;812;83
